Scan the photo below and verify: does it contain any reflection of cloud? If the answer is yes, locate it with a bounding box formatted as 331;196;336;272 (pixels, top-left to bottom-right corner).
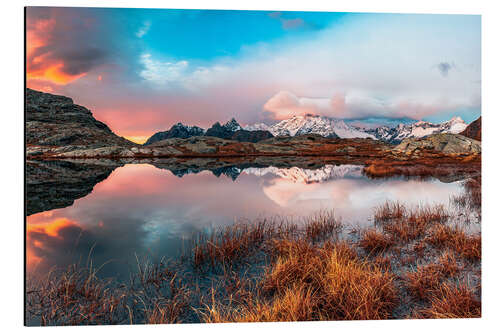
27;218;81;270
260;176;461;223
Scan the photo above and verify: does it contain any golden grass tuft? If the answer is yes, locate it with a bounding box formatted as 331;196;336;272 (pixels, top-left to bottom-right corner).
425;225;481;261
304;211;342;243
192;221;272;269
359;229;394;253
201;239;398;322
404;252;458;302
374;201;406;222
415;282;481;319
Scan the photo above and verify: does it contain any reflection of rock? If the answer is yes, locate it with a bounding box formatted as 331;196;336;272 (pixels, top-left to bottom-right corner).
26;160;118;215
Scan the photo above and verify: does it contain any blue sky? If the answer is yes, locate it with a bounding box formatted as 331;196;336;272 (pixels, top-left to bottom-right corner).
27;8;481;142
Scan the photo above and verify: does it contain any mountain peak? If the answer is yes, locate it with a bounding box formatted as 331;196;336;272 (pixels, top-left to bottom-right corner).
223;118;242;131
447;116;465;123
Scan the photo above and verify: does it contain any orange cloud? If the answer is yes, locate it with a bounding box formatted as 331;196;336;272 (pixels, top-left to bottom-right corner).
26;17;87;86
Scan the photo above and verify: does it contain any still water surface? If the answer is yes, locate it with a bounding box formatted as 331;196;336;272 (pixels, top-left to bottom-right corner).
27;163;464;279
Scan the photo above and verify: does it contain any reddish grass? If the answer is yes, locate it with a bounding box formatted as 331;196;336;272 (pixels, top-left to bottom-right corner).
415;282;481;318
192;221;273;269
426;225;481;261
404;252;459;301
304;211;342;243
201;239;398;322
359;229;394;253
374;201;406;222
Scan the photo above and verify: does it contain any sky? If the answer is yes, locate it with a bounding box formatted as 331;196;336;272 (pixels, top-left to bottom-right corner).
26;7;481;143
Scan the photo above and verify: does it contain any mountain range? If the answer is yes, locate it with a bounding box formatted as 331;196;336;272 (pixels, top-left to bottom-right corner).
144;118;273;145
145;114;470;145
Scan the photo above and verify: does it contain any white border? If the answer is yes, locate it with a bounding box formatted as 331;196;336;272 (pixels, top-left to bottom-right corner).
2;0;499;332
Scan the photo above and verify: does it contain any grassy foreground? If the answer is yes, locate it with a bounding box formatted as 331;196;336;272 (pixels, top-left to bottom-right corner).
26;177;481;325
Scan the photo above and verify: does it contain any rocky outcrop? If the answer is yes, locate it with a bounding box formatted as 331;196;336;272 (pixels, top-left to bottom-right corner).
144;123;205;145
26;88;135;150
460;117;481;141
394;133;481;156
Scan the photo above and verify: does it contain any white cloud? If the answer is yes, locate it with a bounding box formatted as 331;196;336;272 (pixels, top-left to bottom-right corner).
188;14;481;121
136;21;151;38
139;53;189;86
133;14;480;123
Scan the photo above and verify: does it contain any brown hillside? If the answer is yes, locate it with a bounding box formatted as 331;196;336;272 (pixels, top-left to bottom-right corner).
460;117;481;141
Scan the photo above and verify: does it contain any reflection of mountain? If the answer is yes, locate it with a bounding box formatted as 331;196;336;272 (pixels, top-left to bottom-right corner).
26;160;118;215
243;164;364;183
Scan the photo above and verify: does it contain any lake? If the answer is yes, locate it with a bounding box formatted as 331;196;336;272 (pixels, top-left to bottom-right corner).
26;162;466;279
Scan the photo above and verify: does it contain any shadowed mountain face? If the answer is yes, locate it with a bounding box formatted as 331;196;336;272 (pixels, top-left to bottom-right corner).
460;117;481;141
144;118;274;145
144;123;205;145
26;88;134;149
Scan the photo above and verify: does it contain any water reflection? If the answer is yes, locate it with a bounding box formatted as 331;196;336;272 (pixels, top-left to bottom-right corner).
26;162;466;279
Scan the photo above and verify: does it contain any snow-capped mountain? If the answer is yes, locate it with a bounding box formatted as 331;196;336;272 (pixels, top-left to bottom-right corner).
244;123;270;132
245;115;375;139
243;164;364;184
245;115;468;143
223;118;242;132
367;116;467;143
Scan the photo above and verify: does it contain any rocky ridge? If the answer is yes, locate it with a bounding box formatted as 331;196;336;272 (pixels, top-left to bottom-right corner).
460;117;481;141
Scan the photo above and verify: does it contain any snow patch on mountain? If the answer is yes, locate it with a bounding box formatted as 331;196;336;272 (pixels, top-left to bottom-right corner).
250;115;376;139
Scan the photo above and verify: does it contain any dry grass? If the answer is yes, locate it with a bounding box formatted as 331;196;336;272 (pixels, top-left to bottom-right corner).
200;239;398;322
304;211;342;243
415;282;481;318
404;252;459;301
378;204;448;243
374;201;406;222
26;265;129;325
359;229;394;253
425;225;481;261
191;221;272;269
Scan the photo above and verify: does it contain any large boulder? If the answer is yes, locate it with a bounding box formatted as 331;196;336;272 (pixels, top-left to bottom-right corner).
394;133;481;155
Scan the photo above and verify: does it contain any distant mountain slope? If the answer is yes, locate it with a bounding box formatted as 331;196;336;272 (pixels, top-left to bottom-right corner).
460;117;481;141
26;88;134;148
368;117;468;143
255;115;370;139
245;115;468;143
